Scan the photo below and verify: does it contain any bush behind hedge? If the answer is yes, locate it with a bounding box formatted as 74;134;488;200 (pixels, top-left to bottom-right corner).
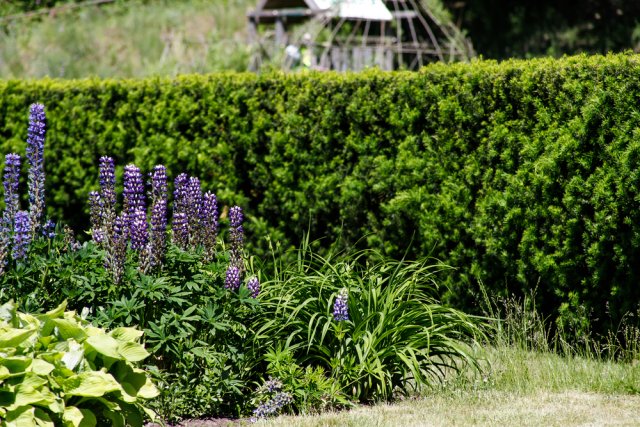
2;54;640;333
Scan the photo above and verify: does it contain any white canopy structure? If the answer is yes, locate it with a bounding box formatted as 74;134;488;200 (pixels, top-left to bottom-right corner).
313;0;393;21
247;0;474;71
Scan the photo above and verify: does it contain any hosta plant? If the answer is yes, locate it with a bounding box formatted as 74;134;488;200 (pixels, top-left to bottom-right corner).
256;241;486;402
0;300;158;427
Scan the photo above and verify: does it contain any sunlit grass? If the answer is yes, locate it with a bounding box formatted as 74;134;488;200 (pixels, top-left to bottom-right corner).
254;345;640;426
0;0;253;78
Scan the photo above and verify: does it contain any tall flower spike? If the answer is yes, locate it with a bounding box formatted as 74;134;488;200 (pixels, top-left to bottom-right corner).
229;206;244;270
123;164;145;243
12;211;31;261
3;154;21;223
99;156;117;241
172;212;188;249
26;103;46;235
1;154;22;273
186;176;203;247
332;288;349;322
172;173;189;250
201;192;218;262
130;208;148;251
149;165;168;268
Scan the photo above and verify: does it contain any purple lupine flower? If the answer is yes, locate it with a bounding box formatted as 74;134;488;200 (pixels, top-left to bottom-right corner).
247;276;260;298
26;103;46;235
42;219;55;239
130;208;148;251
173;173;189;212
172;212;188;249
148;165;168;267
172;173;189;249
252;391;293;420
229;206;244;270
201;191;218;262
186;176;203;247
3;154;21;222
225;265;241;290
98;156;117;239
88;191;104;243
12;211;31;260
332;288;349;322
123;164;145;243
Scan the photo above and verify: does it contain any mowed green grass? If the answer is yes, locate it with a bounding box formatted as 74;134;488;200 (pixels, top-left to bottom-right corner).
254;346;640;426
0;0;253;78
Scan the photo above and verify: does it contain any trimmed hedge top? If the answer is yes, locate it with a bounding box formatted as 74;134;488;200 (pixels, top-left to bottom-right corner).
2;53;640;331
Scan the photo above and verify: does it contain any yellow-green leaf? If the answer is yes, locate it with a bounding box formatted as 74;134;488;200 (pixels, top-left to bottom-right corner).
109;328;143;342
63;406;97;427
63;371;121;397
117;342;149;363
53;319;87;342
28;360;54;376
0;327;36;349
85;335;120;359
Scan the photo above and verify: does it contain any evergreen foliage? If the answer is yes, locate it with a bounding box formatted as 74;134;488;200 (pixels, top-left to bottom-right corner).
2;54;640;333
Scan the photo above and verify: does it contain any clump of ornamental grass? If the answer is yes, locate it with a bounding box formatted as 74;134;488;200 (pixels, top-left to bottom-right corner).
255;238;486;403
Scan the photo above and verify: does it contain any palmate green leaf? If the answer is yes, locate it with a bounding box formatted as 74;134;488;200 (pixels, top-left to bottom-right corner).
63;406;97;427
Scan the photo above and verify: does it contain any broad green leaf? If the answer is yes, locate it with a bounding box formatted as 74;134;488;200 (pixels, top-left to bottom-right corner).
109;328;143;342
33;407;55;427
53;319;87;342
63;371;121;397
38;302;67;321
0;301;16;324
116;342;149;363
27;360;54;376
83;327;105;338
0;365;11;380
6;384;55;411
63;406;97;427
0;357;31;374
136;377;159;399
4;405;37;427
0;328;36;349
84;335;120;359
18;373;46;389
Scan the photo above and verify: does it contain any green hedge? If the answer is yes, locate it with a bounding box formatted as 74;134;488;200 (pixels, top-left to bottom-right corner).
2;53;640;332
